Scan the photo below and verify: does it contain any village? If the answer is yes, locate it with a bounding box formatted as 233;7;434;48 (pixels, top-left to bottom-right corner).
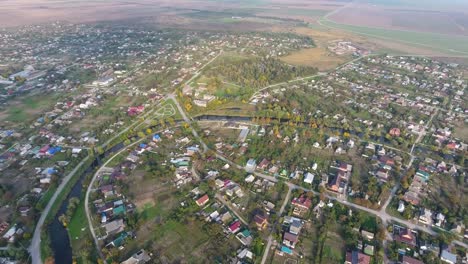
0;18;466;264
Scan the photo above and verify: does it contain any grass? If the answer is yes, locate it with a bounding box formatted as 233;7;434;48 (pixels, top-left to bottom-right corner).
138;203;165;221
321;234;345;263
68;199;97;264
36;185;58;210
2;94;58;122
68;201;87;242
319;18;468;55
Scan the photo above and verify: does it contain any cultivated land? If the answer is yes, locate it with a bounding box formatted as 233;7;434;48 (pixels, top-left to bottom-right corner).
319;18;468;56
328;3;468;36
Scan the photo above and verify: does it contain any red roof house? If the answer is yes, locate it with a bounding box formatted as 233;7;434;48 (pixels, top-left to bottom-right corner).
196;194;209;207
291;195;312;210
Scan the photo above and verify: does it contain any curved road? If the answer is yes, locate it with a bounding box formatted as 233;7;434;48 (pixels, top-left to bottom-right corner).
30;156;90;264
85;139;146;263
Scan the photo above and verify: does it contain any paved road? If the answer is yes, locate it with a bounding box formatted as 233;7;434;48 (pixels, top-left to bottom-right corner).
249;73;325;101
212;150;468;250
169;94;208;153
82;54;222;262
85;139;146;263
163;54;468;264
30;97;170;264
30;156;90;264
102;97;167;148
261;186;293;264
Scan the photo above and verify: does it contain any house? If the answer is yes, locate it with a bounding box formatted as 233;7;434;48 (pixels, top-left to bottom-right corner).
291;195;312;212
103;219;125;236
312;163;318;171
283;232;298;248
121;249;151;264
152;134;161;142
215;179;224;189
2;226;17;243
236;229;253;246
196;194;209;207
376;168;390;181
127;106;145;116
404;191;421;205
100;185;114;199
435;213;445;227
289;218;303;235
304;172;315;184
193;99;208;107
402;256;424;264
18;206;31;217
419;208;433;225
345;251;371;264
245;159;256;173
440;249;457;264
220;212;232;224
245;174;255;183
361;230;374;240
257;159;270;170
237;248;253;260
389;128;401;137
254;214;267;230
394;228;416;247
108;231;129;248
397;201;405;213
269;165;279;174
126;154;139;163
229;220;241;234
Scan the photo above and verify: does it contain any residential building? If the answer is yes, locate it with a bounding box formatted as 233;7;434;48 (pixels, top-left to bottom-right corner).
345;251;371;264
196;194;209;207
254;214;267;230
283;232;298;248
121;249;151;264
440;250;457;264
402;256;424;264
245;159;256;173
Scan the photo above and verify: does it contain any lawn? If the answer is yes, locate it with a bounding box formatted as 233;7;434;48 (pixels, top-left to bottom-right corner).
36;185;58;210
68;200;97;264
319;18;468;55
68;201;87;242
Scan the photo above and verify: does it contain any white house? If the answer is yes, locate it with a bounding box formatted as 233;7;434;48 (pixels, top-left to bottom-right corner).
304;172;315;184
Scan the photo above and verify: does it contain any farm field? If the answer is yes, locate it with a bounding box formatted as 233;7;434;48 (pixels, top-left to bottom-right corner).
328;4;468;36
280;47;350;71
319;18;468;56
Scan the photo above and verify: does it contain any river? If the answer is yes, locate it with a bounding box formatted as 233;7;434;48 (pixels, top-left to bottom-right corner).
48;143;124;263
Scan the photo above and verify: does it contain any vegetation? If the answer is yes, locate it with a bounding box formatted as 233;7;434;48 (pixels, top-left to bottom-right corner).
206;57;318;89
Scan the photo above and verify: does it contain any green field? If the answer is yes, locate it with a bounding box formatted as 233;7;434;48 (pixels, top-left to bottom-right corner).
319;19;468;55
68;201;87;242
367;0;468;9
3;95;58;122
274;8;328;17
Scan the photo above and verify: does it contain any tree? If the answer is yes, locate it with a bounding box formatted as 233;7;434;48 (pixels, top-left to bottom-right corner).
96;146;104;155
137;131;145;139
